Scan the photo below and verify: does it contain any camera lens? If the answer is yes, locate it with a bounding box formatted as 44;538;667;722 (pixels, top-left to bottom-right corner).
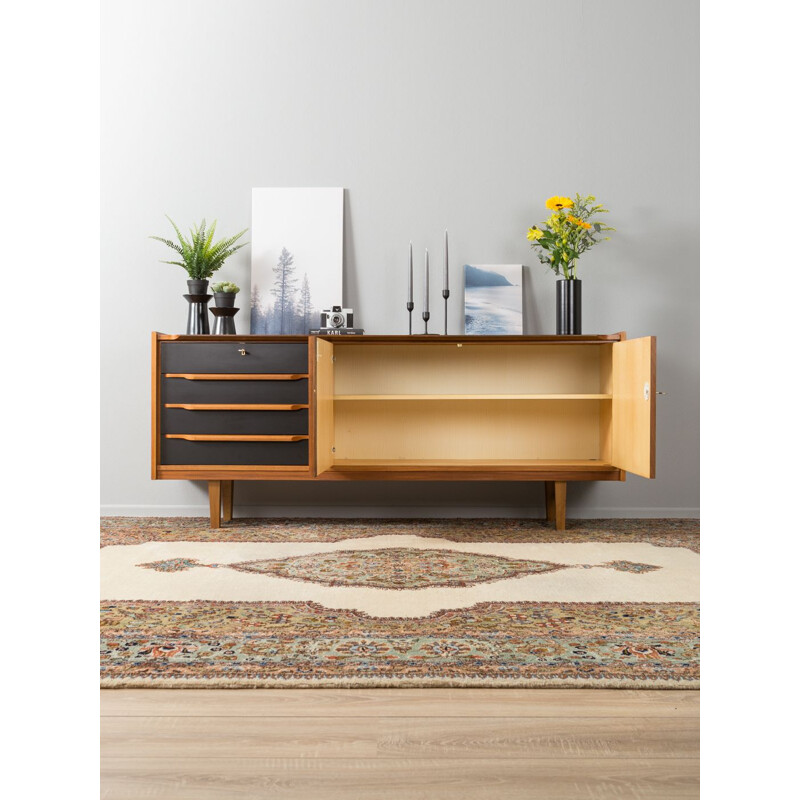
330;313;345;327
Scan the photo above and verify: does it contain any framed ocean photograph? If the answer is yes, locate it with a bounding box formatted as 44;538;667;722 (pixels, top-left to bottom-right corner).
250;187;344;334
464;264;523;334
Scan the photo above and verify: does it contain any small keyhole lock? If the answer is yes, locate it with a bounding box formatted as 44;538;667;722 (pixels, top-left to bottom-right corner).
643;382;650;401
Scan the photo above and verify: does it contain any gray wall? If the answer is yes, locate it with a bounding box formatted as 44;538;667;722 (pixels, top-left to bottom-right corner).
101;0;699;517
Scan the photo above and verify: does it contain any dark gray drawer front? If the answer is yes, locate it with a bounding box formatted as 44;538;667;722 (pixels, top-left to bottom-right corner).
162;408;308;435
161;377;309;405
161;438;309;466
161;342;308;374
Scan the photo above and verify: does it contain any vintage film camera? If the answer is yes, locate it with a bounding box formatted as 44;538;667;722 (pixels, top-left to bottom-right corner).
309;306;364;336
312;306;364;335
320;306;354;329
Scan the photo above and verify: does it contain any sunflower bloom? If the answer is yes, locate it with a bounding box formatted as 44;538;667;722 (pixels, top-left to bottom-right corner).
525;193;613;280
546;196;574;211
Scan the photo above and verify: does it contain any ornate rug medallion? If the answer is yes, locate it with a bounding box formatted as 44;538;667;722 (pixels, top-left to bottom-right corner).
100;518;700;688
136;548;662;589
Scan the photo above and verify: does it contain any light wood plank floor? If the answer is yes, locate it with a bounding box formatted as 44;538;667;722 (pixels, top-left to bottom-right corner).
101;689;699;799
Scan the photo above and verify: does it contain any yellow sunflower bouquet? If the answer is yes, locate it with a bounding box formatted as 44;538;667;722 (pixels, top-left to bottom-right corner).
527;194;614;280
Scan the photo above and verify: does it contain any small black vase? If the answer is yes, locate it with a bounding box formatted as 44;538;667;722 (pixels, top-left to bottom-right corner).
556;279;582;335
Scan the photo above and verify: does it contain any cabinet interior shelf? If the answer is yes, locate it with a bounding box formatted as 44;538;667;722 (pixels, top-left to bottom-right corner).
165;373;308;381
165;434;309;442
326;458;616;471
165;404;308;411
333;394;612;401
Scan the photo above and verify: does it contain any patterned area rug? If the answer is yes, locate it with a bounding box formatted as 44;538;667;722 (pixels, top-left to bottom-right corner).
100;518;699;689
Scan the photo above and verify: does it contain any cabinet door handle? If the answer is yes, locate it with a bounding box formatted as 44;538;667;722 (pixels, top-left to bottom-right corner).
238;349;247;356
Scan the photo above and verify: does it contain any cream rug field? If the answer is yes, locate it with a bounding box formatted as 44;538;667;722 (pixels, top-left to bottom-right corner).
100;518;699;688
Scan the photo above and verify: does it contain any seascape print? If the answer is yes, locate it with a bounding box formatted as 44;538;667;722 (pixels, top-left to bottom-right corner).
464;264;523;334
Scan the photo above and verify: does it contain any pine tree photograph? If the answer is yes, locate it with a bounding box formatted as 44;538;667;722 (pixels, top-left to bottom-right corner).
250;188;344;334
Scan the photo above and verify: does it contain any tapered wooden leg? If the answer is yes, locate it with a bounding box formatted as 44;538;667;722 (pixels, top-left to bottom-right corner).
208;480;221;529
222;481;234;523
554;481;567;531
544;482;556;522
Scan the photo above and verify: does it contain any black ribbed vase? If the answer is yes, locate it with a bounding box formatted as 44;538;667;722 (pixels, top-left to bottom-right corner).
556;279;582;335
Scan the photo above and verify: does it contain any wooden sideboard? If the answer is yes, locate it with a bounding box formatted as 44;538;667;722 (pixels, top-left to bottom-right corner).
152;332;656;529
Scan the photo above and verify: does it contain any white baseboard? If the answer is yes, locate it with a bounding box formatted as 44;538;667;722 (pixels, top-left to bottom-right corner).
101;505;700;519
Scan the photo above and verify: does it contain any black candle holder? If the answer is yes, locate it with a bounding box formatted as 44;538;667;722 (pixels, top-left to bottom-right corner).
442;289;450;335
406;301;414;335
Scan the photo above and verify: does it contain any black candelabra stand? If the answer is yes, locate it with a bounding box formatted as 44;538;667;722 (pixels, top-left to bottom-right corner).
442;289;450;335
406;301;414;335
422;310;430;334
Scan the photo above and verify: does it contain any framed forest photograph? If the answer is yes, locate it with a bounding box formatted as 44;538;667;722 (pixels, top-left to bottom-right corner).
250;187;344;334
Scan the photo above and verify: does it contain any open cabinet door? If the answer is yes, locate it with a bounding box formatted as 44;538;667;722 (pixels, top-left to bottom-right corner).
611;336;656;478
316;338;335;473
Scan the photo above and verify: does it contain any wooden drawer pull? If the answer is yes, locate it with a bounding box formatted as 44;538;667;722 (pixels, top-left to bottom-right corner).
164;404;308;411
164;373;308;381
165;434;309;442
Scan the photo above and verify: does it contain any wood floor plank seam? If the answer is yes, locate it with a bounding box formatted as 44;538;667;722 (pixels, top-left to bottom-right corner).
100;690;700;719
101;757;703;762
101;755;697;760
100;715;694;719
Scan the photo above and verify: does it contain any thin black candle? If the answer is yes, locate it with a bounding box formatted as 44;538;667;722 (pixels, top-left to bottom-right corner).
423;249;430;334
442;230;450;335
424;249;429;313
407;242;414;335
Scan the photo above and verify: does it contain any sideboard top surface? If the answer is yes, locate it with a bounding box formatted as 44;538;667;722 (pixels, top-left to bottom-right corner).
156;333;625;344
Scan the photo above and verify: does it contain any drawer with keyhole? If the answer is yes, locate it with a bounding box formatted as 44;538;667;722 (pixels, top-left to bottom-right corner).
161;342;308;374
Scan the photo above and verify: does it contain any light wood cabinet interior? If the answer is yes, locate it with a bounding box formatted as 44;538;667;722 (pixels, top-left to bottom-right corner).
333;343;612;395
317;342;622;469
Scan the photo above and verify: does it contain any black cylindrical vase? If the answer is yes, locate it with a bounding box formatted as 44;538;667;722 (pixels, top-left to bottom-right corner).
556;279;582;335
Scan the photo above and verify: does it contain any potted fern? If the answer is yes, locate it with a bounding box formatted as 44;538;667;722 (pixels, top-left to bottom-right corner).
150;216;247;333
150;216;248;296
